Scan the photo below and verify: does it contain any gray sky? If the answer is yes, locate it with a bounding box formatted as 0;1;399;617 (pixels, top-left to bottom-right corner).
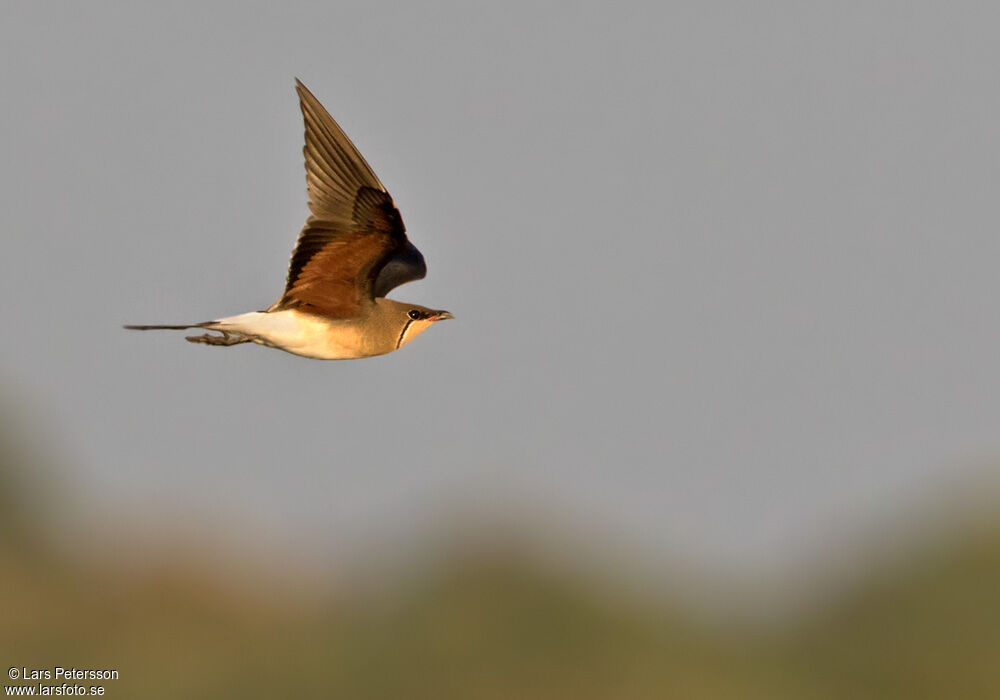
2;2;999;578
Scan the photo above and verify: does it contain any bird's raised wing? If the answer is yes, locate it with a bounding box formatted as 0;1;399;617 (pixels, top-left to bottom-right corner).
275;80;424;319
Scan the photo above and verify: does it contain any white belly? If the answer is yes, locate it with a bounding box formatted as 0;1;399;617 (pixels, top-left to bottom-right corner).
210;310;371;360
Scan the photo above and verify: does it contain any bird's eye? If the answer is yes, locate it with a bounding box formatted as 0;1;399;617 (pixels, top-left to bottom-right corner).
408;309;422;320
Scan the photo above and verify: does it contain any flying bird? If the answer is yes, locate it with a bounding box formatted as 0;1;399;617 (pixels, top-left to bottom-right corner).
125;80;452;360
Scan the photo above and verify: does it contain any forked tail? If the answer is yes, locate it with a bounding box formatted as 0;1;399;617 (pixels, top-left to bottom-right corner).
124;321;250;346
123;322;211;331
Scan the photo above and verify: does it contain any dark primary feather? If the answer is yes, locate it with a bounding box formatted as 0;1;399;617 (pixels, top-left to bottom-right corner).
275;80;425;318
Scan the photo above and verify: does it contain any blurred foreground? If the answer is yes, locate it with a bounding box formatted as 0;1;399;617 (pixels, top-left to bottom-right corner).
2;408;999;699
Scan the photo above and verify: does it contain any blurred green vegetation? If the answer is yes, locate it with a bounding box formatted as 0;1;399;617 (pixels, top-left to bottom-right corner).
2;408;999;698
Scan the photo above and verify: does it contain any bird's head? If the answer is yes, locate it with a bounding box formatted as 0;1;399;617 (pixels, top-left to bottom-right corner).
377;299;453;349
